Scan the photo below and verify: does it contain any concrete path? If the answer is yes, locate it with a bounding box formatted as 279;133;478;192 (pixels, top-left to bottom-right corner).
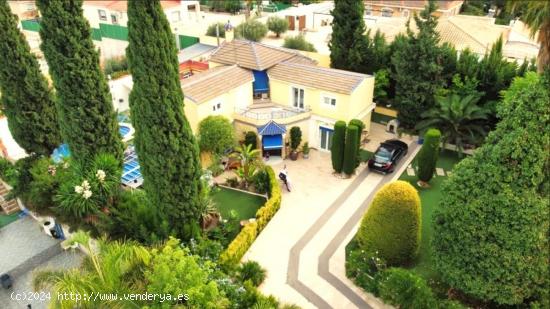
244;139;420;308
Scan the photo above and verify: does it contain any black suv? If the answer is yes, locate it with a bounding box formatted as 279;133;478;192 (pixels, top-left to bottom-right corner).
368;139;408;174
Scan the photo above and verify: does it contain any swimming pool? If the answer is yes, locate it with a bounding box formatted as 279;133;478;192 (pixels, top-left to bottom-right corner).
118;123;135;142
119;125;130;137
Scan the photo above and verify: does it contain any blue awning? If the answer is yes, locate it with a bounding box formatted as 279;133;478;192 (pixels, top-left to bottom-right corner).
253;70;269;93
258;120;286;135
263;135;283;150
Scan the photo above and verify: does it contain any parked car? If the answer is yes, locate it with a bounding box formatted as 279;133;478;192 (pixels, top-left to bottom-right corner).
368;139;408;174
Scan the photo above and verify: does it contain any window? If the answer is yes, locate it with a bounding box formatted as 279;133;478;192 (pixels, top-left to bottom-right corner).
292;87;304;109
365;5;372;15
322;95;336;108
212;102;222;113
111;14;118;24
381;8;393;17
98;9;107;21
171;11;181;22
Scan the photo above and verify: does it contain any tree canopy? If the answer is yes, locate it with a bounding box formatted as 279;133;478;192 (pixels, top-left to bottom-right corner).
432;72;549;305
0;0;60;156
37;0;123;164
329;0;366;71
127;0;202;240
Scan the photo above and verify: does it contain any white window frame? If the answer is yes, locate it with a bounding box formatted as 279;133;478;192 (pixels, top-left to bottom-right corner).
111;14;118;24
290;86;305;110
321;94;337;109
98;9;107;21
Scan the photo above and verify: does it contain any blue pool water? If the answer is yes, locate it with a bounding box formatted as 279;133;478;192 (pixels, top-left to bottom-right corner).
52;144;71;163
119;125;130;137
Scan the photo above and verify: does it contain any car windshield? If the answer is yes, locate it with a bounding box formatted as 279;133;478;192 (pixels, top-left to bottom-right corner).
374;147;391;163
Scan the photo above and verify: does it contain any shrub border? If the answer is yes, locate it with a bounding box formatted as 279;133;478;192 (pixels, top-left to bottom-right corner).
219;166;281;267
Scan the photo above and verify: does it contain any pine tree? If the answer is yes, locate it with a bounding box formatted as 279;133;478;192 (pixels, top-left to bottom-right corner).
0;0;60;156
126;0;202;239
329;0;366;71
37;0;123;164
391;0;444;128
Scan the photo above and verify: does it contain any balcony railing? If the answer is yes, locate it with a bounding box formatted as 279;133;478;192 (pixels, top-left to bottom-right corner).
235;105;311;120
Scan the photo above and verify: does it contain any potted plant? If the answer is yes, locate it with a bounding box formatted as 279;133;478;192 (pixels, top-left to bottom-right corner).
302;142;310;159
289;126;302;161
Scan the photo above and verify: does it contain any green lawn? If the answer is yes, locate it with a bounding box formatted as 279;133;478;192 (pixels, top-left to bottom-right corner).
398;149;463;279
359;149;374;163
0;211;21;229
211;187;266;221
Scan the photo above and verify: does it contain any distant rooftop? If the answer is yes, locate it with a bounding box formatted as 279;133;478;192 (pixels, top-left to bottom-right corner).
364;0;463;11
83;0;181;12
178;43;216;63
209;40;317;71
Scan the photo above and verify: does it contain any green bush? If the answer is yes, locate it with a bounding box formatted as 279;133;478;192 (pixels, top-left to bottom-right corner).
103;56;128;76
283;34;317;52
349;119;365;167
207;156;224;177
239;261;266;286
220;221;258;267
235;20;268;42
198;115;235;155
357;181;421;266
0;157;19;187
331;121;346;173
244;131;258;149
206;22;226;38
343;125;359;175
378;268;437;309
266;16;288;37
417;128;441;183
255;166;281;231
252;167;270;194
289;126;302;151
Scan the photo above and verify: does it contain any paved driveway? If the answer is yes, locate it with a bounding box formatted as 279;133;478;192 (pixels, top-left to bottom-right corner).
244;133;419;308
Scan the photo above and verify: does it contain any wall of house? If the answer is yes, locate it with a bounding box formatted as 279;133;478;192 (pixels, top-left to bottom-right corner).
108;76;132;112
269;79;354;122
348;76;375;120
184;82;253;133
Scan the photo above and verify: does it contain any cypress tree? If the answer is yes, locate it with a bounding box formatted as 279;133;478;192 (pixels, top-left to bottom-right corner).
329;0;366;71
37;0;123;164
331;121;346;173
127;0;202;239
0;0;60;156
349;119;364;167
391;0;443;128
343;125;359;175
416;128;441;184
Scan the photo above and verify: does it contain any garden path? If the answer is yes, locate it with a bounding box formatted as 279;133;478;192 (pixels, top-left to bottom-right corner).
244;136;420;308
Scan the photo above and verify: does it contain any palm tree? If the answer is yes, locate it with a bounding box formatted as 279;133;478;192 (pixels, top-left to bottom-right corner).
33;232;149;309
232;144;260;187
416;94;491;155
508;1;550;72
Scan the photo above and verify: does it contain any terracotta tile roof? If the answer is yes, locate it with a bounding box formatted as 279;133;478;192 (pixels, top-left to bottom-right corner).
83;1;180;12
364;0;463;11
181;65;253;103
209;40;316;71
268;62;371;95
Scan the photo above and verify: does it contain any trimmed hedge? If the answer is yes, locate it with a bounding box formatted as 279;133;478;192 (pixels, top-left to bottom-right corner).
349;119;365;167
219;166;281;267
343;125;359;175
220;221;258;267
417;128;441;183
331;121;346;173
357;181;421;266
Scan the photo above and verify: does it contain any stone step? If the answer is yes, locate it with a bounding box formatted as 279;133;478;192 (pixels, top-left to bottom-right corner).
2;199;20;215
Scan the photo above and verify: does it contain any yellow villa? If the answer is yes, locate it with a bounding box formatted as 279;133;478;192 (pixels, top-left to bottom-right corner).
182;39;376;157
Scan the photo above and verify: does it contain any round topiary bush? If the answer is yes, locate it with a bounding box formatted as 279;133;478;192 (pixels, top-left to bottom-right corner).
356;181;421;266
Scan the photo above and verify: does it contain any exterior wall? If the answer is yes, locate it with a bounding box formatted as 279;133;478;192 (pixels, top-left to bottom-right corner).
184;81;253;133
348;77;375;120
269;79;353;122
100;38;129;60
208;61;226;69
298;51;331;68
108;76;132;112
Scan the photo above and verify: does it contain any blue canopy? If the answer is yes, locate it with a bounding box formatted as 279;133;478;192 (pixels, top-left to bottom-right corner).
253;70;269;93
258;120;286;136
263;135;283;150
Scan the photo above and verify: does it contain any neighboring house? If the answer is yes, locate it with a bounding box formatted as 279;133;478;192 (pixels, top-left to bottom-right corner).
0;117;26;162
364;0;464;18
11;0;202;61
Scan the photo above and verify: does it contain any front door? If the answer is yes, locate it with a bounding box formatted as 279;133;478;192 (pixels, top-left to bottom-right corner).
319;127;334;151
